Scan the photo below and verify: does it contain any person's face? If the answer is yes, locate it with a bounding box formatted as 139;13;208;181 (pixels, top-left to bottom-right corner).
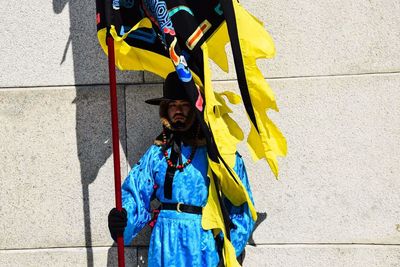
167;100;193;130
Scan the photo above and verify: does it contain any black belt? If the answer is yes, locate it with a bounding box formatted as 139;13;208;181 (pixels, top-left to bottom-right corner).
161;202;202;214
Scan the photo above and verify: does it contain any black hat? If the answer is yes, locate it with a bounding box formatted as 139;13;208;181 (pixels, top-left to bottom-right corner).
145;72;190;105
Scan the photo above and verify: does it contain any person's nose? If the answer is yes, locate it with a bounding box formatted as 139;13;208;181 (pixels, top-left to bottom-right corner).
175;104;184;112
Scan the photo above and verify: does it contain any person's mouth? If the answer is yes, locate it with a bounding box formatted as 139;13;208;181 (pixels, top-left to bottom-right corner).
173;115;185;121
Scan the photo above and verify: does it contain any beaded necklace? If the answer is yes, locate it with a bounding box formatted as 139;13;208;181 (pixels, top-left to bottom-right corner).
161;130;197;170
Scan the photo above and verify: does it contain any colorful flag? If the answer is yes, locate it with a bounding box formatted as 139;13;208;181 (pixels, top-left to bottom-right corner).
96;1;287;265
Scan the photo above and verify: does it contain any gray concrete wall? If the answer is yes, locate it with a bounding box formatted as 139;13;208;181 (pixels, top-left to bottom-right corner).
1;1;399;266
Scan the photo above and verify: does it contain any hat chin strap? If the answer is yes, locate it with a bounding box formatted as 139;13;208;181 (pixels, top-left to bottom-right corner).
171;121;187;131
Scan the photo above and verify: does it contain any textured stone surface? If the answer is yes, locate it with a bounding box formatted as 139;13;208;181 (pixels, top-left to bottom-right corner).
0;86;127;249
1;245;398;267
144;71;164;84
0;247;137;267
0;1;142;87
2;0;394;86
1;1;400;265
125;84;163;166
124;84;163;246
1;73;399;253
243;245;400;267
242;0;400;77
123;74;400;248
138;247;149;267
213;74;400;244
144;1;400;83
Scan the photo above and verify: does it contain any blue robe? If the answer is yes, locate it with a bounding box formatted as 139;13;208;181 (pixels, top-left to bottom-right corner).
122;144;255;266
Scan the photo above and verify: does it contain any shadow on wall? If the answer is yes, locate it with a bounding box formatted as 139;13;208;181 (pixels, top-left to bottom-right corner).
52;1;159;266
52;1;131;266
106;245;138;266
240;212;268;264
73;86;127;267
248;212;267;246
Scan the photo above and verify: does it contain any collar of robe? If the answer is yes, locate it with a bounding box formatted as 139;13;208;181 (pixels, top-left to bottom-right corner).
162;133;197;199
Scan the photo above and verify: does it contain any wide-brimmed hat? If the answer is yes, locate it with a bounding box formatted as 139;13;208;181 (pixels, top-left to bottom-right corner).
145;72;190;105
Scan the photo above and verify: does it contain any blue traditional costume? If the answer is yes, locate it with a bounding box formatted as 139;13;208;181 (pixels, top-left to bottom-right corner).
101;0;288;266
109;72;255;266
122;145;254;266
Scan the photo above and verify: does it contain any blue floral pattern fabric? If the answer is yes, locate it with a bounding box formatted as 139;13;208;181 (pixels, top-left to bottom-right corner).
121;144;254;266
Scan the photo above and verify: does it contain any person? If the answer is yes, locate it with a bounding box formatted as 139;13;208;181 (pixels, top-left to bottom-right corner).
108;72;255;266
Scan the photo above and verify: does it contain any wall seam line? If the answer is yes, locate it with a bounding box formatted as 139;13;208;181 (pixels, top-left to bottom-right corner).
0;71;399;90
2;243;400;252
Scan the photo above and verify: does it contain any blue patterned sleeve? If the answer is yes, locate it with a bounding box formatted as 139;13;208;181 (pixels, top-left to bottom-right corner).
122;145;159;245
226;152;256;256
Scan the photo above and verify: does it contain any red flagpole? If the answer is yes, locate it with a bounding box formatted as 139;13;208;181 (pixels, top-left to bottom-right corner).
106;34;125;267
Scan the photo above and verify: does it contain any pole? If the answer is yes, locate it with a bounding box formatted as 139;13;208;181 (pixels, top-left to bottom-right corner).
106;34;125;267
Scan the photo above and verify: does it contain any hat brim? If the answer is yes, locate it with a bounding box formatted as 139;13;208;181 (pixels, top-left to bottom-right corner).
144;97;171;105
